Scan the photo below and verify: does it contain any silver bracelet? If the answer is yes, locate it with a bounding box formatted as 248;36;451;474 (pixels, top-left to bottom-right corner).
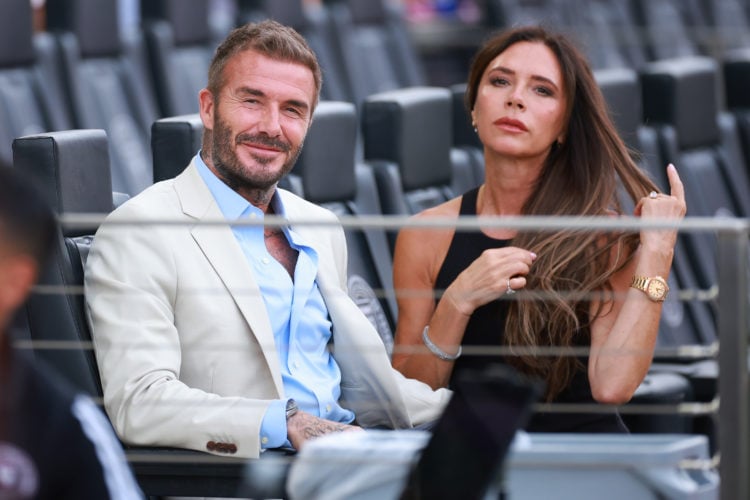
421;326;462;361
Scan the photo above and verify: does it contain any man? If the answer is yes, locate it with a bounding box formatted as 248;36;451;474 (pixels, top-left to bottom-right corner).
85;20;450;459
0;165;142;499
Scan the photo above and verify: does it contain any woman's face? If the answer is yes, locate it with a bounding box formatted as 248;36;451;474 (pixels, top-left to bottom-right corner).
472;41;568;165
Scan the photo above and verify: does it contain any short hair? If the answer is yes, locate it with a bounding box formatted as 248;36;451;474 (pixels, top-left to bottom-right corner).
0;164;57;268
207;20;322;110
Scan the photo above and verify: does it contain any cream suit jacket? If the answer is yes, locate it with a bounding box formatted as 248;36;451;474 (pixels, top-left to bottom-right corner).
85;160;450;459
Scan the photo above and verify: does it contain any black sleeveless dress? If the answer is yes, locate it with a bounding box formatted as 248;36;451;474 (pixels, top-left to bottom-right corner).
434;187;628;433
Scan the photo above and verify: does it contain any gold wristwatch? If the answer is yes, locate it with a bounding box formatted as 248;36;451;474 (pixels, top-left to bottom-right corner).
630;275;669;302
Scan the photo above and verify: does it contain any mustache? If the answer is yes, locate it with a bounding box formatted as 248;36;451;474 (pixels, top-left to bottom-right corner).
236;133;291;153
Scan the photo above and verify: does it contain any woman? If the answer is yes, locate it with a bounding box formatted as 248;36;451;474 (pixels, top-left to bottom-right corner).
391;25;686;432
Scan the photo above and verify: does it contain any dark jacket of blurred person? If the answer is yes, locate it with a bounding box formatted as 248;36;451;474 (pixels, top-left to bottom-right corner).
0;164;143;499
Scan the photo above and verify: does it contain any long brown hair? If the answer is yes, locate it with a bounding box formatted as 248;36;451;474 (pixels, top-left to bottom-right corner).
466;26;658;400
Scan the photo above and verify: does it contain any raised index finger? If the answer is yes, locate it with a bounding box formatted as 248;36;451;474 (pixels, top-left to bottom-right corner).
666;163;685;202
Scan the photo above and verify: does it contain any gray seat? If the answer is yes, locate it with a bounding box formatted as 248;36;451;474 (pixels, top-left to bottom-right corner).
151;113;205;182
361;86;456;250
323;0;426;106
628;0;704;62
0;0;73;165
237;0;351;102
450;82;485;189
484;0;571;29
45;0;159;196
141;0;216;117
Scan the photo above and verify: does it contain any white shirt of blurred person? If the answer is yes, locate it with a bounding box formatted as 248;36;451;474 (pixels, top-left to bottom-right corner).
0;164;142;500
85;20;450;460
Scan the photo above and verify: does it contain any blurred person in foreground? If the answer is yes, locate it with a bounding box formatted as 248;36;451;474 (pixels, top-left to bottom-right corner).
85;20;449;460
391;25;686;432
0;165;142;499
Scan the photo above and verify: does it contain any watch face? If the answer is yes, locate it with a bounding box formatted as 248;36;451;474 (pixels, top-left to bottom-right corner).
647;279;667;299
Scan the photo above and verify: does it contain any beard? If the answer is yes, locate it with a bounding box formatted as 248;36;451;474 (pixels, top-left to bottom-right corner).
209;112;303;193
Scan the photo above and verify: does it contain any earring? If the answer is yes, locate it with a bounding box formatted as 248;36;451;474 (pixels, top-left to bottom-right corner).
472;122;477;133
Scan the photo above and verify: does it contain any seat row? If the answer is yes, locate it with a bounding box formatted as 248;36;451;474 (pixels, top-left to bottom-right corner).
484;0;750;70
0;0;427;201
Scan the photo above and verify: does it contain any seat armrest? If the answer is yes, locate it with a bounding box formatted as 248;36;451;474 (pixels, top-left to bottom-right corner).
126;446;294;498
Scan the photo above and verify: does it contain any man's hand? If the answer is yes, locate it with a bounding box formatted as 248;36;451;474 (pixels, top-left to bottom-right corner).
287;410;362;451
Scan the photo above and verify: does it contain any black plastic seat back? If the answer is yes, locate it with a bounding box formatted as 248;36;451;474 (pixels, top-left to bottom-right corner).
484;0;570;28
362;86;455;214
698;0;750;57
450;83;485;190
238;0;351;102
46;0;159;196
362;87;455;250
0;0;73;165
595;67;716;348
295;101;398;352
628;0;704;61
12;129;114;397
324;0;425;106
572;0;647;70
641;56;748;302
151;113;205;182
724;52;750;177
141;0;215;117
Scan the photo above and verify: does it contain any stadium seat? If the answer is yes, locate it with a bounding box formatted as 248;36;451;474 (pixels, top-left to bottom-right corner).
594;67;717;346
295;100;399;353
237;0;352;102
12;129;289;499
45;0;159;196
639;56;750;422
724;50;750;172
450;82;485;189
151;113;204;182
323;0;427;106
572;0;648;70
0;0;73;165
483;0;570;30
140;0;216;117
13;129;112;397
628;0;704;62
361;86;457;250
642;56;750;286
697;0;750;57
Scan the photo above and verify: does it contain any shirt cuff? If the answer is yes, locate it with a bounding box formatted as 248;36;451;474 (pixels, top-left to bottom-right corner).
260;399;289;450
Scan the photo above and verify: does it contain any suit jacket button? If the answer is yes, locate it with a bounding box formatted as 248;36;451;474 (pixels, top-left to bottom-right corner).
206;441;217;451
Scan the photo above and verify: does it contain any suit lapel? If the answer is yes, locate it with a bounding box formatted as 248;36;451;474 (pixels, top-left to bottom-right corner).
174;162;284;395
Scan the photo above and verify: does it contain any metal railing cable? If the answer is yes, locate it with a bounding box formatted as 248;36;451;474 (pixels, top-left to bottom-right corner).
22;213;750;497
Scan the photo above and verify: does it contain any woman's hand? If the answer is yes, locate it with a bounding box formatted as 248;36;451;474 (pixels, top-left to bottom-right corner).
443;246;537;317
633;164;687;253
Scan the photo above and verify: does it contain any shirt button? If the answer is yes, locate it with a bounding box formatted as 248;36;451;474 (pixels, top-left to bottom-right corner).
261;257;270;265
326;405;332;413
261;436;269;445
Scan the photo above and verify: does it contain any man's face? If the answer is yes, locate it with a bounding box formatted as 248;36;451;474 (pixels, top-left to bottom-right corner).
199;50;315;196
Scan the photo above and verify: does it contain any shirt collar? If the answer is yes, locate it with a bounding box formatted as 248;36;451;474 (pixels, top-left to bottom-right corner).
195;152;294;221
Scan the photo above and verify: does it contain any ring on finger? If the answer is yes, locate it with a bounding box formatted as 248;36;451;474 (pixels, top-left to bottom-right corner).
649;191;658;199
505;277;515;295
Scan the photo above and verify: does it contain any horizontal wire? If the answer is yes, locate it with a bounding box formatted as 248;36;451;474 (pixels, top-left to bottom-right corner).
59;212;750;232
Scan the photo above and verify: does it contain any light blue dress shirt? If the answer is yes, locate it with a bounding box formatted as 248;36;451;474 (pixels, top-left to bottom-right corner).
195;154;355;449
